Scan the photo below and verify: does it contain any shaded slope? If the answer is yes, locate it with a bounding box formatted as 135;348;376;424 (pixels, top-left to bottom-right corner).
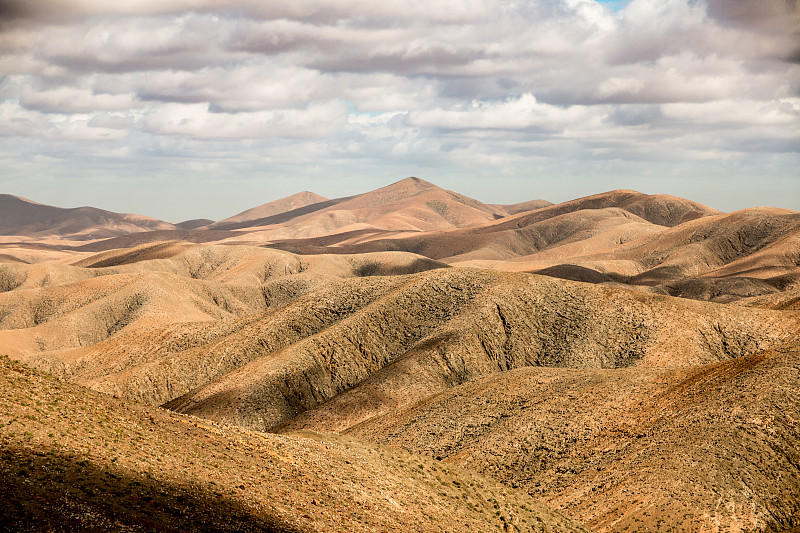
0;194;176;239
492;199;553;215
266;189;718;262
345;342;800;533
210;192;330;229
0;356;587;532
175;218;214;230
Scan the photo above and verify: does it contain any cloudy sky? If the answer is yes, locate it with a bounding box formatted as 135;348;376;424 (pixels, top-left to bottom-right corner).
1;0;798;222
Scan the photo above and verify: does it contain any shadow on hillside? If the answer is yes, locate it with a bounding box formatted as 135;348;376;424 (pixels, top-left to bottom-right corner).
0;446;301;533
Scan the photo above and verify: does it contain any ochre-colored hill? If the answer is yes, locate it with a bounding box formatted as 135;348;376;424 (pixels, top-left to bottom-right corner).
0;194;176;240
343;341;800;533
0;243;445;360
491;199;553;215
0;356;587;532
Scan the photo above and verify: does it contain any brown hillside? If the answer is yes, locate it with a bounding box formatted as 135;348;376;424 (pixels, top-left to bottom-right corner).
491;199;553;215
0;194;176;240
152;268;796;432
0;356;587;532
0;243;445;360
218;177;508;241
175;218;215;230
209;191;330;229
345;341;800;533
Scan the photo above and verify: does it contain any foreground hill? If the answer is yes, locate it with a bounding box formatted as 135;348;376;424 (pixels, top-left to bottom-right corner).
343;341;800;533
0;356;586;532
0;194;176;240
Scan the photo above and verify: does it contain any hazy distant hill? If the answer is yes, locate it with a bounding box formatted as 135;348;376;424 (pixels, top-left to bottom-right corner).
0;194;176;240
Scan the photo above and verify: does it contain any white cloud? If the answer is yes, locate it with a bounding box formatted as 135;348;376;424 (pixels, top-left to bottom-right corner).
0;0;797;217
142;101;348;139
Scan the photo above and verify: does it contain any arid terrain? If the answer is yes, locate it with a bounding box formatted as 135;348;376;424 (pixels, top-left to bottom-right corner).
1;178;799;532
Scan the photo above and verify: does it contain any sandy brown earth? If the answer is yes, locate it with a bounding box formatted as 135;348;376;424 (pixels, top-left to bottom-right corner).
0;356;587;532
0;194;177;240
2;182;800;532
342;340;800;533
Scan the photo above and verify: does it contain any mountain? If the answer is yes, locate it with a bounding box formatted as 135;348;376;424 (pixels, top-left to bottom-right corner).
3;181;800;532
491;198;553;215
0;194;176;240
213;177;509;240
175;218;215;230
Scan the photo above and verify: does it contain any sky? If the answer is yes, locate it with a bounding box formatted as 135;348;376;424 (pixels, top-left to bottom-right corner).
0;0;798;222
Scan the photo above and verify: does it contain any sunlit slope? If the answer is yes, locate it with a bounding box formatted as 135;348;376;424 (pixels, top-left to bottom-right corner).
0;356;588;532
344;341;800;533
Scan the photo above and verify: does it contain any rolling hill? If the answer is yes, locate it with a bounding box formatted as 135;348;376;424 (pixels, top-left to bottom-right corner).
3;179;800;532
342;341;800;533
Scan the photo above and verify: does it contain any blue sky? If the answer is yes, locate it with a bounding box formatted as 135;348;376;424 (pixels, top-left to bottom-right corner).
0;0;798;221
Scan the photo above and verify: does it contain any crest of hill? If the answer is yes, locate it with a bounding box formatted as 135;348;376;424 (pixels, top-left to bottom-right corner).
267;189;720;261
209;191;330;229
216;177;508;239
0;194;176;240
0;356;588;532
491;199;553;215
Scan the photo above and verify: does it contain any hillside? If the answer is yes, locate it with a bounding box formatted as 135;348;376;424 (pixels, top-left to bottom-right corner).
343;341;800;533
0;356;587;532
215;177;509;241
265;191;799;304
0;194;176;240
209;192;330;230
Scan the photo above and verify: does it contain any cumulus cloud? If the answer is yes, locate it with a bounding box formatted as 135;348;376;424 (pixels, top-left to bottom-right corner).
0;0;797;217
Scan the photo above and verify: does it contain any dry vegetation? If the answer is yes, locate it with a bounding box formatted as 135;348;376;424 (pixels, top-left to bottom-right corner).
0;356;587;532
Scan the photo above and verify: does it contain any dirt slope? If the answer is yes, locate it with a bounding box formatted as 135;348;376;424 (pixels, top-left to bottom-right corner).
0;194;176;240
0;243;445;360
344;341;800;533
0;356;588;532
210;192;330;230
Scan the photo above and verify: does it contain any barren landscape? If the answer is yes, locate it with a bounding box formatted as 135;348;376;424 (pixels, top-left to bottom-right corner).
2;178;799;532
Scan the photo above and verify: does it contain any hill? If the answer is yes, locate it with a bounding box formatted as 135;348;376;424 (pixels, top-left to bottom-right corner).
0;194;176;240
343;341;800;533
214;177;509;241
209;192;330;230
0;356;587;532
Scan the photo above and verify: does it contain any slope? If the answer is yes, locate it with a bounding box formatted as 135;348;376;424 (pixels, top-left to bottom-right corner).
344;340;800;533
218;177;508;241
209;192;330;230
151;269;797;432
0;194;176;240
0;356;588;532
